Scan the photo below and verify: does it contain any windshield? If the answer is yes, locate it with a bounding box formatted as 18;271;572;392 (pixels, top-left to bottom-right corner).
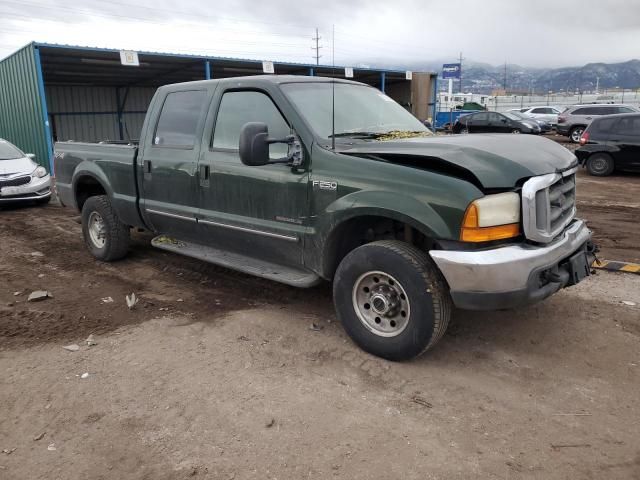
281;82;430;139
0;140;24;160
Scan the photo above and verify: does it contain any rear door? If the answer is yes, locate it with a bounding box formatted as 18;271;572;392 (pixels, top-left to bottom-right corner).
609;115;640;170
197;87;310;267
139;87;211;240
467;112;487;133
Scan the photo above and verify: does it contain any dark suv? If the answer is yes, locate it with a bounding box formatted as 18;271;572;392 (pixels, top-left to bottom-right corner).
576;113;640;176
557;104;638;143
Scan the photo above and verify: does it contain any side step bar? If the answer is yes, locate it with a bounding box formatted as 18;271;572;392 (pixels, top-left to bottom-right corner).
151;235;322;288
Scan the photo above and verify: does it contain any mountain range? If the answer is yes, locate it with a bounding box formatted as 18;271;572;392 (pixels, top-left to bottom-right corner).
372;59;640;94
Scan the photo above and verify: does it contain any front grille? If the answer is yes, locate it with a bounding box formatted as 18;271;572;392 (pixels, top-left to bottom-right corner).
522;168;577;243
0;175;31;188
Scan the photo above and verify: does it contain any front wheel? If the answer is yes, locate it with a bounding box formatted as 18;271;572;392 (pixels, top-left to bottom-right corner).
81;195;130;261
333;240;452;361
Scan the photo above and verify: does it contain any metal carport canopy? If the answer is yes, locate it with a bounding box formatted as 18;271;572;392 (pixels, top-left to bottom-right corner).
36;43;411;89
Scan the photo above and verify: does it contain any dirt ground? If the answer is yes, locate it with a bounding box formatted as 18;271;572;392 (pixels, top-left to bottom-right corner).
1;162;639;479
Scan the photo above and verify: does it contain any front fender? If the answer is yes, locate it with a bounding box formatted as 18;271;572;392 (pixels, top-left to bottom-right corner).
322;189;459;240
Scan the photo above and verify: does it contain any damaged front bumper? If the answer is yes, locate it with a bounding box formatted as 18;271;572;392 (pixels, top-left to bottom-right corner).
0;175;52;203
429;219;595;310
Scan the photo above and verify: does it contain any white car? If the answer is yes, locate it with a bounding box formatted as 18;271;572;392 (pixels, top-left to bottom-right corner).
0;139;51;205
520;106;563;126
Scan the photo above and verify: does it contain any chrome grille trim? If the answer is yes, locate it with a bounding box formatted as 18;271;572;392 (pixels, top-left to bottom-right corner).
522;167;577;243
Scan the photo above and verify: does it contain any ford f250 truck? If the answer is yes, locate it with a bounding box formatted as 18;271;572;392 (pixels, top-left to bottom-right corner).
55;75;595;361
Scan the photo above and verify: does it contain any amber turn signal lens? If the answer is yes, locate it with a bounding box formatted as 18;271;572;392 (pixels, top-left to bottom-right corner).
460;203;520;242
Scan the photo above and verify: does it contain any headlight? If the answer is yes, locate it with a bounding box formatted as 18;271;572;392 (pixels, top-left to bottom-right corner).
32;166;47;178
461;192;521;242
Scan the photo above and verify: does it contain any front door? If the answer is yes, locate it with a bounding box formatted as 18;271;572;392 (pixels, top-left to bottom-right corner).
198;89;310;267
140;88;210;240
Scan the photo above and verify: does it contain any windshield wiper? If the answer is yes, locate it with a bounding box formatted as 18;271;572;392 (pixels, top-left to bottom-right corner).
328;131;381;139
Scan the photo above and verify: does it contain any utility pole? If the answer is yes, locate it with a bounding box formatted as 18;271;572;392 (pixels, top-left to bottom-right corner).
503;61;507;92
311;28;322;65
458;51;464;93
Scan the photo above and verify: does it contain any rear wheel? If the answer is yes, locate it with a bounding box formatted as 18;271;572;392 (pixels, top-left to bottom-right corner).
586;153;614;176
570;126;585;143
333;240;452;361
81;195;130;261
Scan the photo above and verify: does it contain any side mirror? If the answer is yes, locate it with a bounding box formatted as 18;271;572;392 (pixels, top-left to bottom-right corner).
26;153;36;160
239;122;270;166
239;122;304;168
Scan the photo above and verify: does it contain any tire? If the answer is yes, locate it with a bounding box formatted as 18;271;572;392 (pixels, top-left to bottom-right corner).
333;240;452;361
511;129;521;134
81;195;130;261
586;153;615;177
569;126;585;143
460;128;469;134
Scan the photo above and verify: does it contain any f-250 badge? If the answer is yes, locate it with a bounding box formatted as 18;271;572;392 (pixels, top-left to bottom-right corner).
312;180;337;191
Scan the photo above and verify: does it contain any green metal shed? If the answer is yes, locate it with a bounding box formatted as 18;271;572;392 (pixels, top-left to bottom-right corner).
0;43;53;171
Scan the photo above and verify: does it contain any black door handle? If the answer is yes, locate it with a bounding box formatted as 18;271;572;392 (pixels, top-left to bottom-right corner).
143;159;152;173
199;164;210;187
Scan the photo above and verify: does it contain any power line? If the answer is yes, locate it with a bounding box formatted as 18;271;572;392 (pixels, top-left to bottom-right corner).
311;27;322;65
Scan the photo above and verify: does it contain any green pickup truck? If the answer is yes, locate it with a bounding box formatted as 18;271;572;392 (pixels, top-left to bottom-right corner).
55;75;595;360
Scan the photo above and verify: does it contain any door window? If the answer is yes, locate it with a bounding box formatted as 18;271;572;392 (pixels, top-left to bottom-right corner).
487;112;503;122
531;107;549;114
153;90;207;148
212;91;290;159
616;106;635;114
471;112;488;122
616;116;640;136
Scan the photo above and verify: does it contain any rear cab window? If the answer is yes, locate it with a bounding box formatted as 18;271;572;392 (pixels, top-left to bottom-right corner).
153;90;207;148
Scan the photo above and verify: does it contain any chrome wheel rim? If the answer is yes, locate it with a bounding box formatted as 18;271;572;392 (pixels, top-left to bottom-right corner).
88;211;107;248
590;156;608;173
352;271;410;337
571;128;583;142
511;129;521;134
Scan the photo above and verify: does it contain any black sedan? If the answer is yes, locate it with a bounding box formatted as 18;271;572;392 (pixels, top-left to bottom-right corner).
452;111;541;134
575;113;640;176
508;111;553;133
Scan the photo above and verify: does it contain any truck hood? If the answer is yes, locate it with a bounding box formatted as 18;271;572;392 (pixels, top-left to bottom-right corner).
339;134;577;189
0;157;37;176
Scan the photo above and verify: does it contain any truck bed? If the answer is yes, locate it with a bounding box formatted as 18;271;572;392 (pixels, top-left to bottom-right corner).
54;141;143;228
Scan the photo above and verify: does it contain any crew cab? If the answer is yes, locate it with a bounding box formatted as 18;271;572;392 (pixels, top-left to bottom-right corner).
55;76;595;361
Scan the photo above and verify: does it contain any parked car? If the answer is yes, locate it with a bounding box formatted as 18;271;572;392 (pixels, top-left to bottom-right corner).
55;75;595;361
452;111;541;134
520;106;563;126
575;113;640;176
507;111;553;133
0;138;51;205
557;104;638;143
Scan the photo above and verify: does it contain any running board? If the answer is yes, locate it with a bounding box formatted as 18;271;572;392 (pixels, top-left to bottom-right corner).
151;235;321;288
